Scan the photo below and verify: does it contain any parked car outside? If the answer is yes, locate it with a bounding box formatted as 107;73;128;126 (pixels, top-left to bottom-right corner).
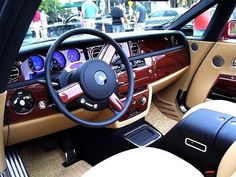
146;8;187;27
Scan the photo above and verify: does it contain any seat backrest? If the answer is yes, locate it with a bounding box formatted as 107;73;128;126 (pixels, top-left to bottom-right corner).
217;141;236;177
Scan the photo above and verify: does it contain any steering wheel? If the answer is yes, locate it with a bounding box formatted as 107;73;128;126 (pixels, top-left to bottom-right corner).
45;28;134;127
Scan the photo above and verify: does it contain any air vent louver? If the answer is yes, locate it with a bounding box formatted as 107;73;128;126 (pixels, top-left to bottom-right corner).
130;42;140;56
9;66;20;81
91;46;102;59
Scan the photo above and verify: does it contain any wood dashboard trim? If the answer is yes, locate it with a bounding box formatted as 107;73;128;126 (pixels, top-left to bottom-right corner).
4;67;189;145
6;47;189;124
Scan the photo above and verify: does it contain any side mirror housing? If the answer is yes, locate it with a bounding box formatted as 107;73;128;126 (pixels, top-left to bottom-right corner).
222;20;236;39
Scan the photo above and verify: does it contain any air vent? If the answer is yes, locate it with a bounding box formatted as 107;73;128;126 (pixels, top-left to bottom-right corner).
9;66;20;81
91;46;102;59
130;42;140;56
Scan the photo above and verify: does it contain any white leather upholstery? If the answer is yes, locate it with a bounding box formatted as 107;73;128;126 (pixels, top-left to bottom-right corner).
82;147;203;177
183;100;236;119
217;141;236;177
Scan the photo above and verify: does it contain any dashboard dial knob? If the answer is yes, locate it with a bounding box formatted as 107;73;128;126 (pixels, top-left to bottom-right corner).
140;96;147;105
10;89;35;114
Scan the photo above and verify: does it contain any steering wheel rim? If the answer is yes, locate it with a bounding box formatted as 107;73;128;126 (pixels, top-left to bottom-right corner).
45;28;134;127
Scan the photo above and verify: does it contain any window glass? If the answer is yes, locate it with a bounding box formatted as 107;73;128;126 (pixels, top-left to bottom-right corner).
22;0;214;46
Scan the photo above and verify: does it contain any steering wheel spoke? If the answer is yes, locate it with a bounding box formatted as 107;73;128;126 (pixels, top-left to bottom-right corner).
109;93;124;112
57;82;83;104
98;44;116;64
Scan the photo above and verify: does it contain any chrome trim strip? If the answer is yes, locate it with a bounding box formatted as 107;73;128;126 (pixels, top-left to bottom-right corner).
5;148;28;177
185;138;207;153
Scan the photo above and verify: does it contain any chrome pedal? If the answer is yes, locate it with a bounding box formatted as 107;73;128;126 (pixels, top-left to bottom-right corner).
5;148;28;177
63;149;77;167
61;133;78;167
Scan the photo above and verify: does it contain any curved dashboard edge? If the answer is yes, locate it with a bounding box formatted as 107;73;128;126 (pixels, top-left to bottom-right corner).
5;109;99;146
4;67;189;146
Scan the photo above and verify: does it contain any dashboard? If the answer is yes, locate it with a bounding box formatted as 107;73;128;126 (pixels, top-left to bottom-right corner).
4;31;190;145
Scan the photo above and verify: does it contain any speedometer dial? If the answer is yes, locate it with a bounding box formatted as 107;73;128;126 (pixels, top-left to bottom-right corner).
51;51;66;72
67;49;80;63
28;55;44;72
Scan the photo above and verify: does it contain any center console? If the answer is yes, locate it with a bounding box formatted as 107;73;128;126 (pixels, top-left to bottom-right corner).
157;107;236;172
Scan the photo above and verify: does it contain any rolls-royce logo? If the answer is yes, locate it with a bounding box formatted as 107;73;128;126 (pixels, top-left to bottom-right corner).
94;71;107;86
231;59;236;69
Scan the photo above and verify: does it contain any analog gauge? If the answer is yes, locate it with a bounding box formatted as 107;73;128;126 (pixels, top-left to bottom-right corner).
10;89;35;114
67;49;80;63
51;51;66;71
28;55;44;72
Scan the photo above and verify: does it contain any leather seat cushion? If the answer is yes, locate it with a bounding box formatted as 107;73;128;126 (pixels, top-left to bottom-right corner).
82;147;204;177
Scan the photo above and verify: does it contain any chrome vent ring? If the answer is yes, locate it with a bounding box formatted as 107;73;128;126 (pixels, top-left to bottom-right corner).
9;65;20;81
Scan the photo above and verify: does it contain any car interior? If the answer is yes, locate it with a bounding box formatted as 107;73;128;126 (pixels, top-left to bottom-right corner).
1;0;236;177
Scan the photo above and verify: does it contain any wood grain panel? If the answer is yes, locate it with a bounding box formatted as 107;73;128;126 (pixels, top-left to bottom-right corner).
5;84;57;124
6;39;189;124
208;74;236;98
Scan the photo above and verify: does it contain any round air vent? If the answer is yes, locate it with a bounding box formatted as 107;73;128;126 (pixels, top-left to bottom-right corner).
91;46;102;59
130;42;140;56
9;65;20;82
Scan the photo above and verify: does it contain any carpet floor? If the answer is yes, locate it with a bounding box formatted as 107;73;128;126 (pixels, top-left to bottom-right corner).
19;143;91;177
145;103;177;134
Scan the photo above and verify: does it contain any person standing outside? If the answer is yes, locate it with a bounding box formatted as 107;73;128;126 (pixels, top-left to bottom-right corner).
32;10;41;40
135;1;147;31
81;0;98;29
192;0;211;36
111;2;128;33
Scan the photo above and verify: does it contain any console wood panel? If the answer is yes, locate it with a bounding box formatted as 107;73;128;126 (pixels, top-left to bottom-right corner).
208;74;236;102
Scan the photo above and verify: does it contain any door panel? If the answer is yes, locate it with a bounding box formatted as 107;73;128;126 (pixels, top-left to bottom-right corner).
186;42;236;107
154;40;215;120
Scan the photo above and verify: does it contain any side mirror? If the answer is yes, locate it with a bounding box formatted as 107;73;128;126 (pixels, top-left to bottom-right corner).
221;20;236;39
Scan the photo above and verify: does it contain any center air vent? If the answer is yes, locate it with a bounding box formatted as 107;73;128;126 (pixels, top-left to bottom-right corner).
9;66;20;81
91;46;102;59
130;42;140;56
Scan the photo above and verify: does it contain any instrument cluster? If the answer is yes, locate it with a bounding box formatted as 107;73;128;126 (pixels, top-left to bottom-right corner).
21;48;86;80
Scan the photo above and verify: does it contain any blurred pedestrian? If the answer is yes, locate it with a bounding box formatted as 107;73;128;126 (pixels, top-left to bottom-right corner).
81;0;98;29
135;2;147;31
40;11;48;39
111;2;128;33
32;10;41;40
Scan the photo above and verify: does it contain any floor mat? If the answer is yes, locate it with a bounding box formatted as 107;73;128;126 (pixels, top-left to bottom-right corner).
145;103;178;134
19;143;91;177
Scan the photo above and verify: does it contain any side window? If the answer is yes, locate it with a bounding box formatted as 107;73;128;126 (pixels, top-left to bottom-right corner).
181;6;216;37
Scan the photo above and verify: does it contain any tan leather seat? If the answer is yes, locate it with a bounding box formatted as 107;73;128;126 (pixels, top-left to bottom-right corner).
83;141;236;177
82;147;204;177
182;100;236;119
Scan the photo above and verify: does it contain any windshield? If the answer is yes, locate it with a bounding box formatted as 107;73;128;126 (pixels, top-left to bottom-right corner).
22;0;208;46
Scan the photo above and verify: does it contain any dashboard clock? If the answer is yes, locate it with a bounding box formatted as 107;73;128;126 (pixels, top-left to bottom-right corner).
67;49;80;63
10;89;35;114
